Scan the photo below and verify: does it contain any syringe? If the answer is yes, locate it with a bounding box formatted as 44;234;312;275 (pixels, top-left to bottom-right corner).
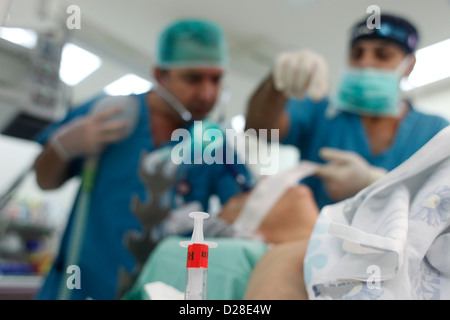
180;212;217;300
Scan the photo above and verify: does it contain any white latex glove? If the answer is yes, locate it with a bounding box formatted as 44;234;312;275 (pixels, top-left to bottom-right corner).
315;147;387;201
50;106;130;160
273;49;328;101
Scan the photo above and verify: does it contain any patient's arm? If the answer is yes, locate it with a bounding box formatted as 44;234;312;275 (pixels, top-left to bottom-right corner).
219;185;318;299
218;191;251;224
218;184;319;244
257;185;319;244
244;239;309;300
244;186;317;299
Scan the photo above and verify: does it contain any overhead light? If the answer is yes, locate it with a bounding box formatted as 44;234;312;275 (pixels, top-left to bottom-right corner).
0;27;37;49
59;43;102;86
104;74;152;96
401;38;450;91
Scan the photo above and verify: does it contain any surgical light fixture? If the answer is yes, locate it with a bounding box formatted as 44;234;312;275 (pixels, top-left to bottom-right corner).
104;74;153;96
401;38;450;91
59;43;102;86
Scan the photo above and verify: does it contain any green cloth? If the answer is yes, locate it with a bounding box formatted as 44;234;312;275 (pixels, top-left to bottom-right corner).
124;236;268;300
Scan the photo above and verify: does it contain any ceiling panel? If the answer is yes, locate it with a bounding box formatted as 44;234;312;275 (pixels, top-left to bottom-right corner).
3;0;450;116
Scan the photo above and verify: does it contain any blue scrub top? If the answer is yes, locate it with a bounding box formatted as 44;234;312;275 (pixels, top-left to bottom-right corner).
34;93;252;300
282;98;449;209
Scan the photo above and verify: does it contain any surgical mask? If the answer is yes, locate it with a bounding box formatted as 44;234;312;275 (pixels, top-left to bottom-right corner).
333;56;411;116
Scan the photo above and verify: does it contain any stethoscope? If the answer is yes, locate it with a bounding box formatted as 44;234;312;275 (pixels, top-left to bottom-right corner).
151;81;230;124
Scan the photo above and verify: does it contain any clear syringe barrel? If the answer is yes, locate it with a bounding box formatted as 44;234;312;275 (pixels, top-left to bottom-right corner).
185;268;207;300
180;212;217;301
184;243;209;300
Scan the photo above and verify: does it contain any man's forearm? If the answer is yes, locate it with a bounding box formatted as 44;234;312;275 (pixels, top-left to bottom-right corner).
245;75;288;139
33;143;72;190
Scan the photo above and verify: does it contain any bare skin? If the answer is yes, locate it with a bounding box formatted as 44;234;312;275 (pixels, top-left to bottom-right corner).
241;40;418;300
246;40;416;156
218;184;319;299
219;185;319;244
34;67;224;190
244;238;310;300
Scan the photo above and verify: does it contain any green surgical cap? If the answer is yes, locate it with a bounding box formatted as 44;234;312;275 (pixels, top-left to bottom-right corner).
156;19;228;69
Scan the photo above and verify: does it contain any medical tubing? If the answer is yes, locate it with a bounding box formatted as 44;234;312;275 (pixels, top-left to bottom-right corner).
56;96;139;299
57;156;98;300
152;84;193;122
222;149;252;192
